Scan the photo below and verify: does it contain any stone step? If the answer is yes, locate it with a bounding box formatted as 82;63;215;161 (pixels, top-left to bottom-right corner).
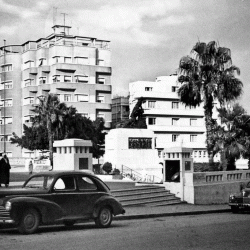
112;184;181;207
112;185;166;196
116;191;174;202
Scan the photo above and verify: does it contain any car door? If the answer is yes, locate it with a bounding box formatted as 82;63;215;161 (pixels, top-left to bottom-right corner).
75;175;104;217
49;175;79;218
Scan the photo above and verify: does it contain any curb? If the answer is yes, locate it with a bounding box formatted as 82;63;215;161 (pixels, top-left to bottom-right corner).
114;209;231;221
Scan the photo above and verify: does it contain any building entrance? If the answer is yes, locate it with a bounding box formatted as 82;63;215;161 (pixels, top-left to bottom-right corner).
165;160;180;182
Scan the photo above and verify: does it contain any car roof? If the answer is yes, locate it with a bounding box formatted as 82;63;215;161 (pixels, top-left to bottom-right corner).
31;171;95;178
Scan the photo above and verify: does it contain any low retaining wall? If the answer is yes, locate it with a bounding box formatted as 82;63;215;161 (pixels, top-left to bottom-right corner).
185;170;250;204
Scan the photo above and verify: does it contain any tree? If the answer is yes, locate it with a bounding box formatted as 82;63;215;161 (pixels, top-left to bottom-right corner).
117;97;147;128
11;124;49;150
178;41;243;166
102;162;112;174
213;104;249;170
31;94;67;167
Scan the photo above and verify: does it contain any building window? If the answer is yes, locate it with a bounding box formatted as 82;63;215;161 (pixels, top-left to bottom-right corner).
64;57;72;63
0;117;13;125
24;60;35;69
97;95;105;103
75;57;88;64
38;58;47;66
145;87;153;91
39;77;47;85
172;118;179;126
24;79;34;87
64;94;71;102
190;119;197;126
0;81;13;90
148;101;155;108
98;59;105;66
0;134;11;141
64;75;71;82
75;75;88;83
148;117;156;125
190;135;197;142
203;151;207;158
2;64;12;72
53;56;63;63
98;77;105;84
23;115;34;123
172;134;179;142
23;97;34;105
172;86;178;92
52;75;60;82
0;99;13;107
75;94;88;102
172;102;179;109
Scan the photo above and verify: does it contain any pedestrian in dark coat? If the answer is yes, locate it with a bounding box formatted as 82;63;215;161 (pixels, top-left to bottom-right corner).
0;152;5;187
0;154;11;187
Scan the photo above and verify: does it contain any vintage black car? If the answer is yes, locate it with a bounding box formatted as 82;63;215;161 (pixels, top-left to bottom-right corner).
0;171;125;234
229;181;250;213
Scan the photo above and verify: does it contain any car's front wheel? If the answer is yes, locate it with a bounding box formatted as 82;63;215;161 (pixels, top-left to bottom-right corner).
231;206;239;213
95;206;113;228
18;208;40;234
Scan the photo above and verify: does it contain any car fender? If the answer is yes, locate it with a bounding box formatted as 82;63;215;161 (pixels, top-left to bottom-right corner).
6;196;63;224
93;195;125;217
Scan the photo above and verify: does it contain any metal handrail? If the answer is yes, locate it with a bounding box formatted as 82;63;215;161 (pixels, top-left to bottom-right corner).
121;165;162;183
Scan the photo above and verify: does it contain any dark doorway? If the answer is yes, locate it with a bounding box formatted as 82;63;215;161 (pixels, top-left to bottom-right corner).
165;160;180;182
79;158;88;170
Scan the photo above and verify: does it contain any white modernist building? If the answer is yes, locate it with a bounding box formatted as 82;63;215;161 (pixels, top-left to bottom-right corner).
129;74;220;163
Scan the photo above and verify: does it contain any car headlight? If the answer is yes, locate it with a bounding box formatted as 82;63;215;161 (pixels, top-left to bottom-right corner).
5;201;11;211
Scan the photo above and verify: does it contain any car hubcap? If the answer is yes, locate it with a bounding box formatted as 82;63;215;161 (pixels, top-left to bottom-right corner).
24;214;36;229
100;209;110;225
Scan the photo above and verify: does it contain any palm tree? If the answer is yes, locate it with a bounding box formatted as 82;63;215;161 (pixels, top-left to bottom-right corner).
33;93;67;167
178;41;243;165
213;104;248;170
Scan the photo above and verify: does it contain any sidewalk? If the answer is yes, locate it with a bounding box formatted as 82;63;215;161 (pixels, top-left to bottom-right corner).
6;179;231;220
114;203;231;221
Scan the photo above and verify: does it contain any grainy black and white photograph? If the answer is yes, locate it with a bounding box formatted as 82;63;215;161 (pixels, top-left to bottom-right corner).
1;0;250;249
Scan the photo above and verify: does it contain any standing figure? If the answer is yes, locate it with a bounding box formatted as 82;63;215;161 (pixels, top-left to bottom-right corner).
29;160;33;175
0;153;3;187
0;153;10;187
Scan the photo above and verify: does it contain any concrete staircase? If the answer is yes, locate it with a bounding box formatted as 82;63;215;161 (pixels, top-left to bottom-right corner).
112;185;183;207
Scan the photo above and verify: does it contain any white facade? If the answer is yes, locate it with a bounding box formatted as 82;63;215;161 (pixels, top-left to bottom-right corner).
129;75;220;163
104;129;163;181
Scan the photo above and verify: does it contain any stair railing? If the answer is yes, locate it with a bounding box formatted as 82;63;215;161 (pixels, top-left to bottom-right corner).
121;165;162;183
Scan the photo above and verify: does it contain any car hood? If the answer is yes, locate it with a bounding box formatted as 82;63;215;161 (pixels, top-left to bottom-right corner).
0;187;49;199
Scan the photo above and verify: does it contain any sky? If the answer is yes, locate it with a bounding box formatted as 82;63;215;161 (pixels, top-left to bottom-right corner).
1;0;250;112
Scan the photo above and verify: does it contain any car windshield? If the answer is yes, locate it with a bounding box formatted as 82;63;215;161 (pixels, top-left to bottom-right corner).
24;176;54;189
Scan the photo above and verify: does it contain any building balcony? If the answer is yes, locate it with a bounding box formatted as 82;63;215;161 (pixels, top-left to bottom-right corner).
54;82;77;91
143;108;204;117
147;125;206;133
40;65;50;73
133;91;178;100
56;63;76;73
95;84;111;92
29;67;38;75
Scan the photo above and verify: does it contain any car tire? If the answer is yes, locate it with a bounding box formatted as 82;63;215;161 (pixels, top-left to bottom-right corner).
64;220;75;227
95;206;113;228
18;208;40;234
231;206;239;213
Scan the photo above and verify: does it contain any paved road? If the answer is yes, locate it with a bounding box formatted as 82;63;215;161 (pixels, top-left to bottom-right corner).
1;212;250;250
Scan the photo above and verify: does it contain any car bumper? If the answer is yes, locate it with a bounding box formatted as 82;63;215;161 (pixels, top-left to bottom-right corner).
229;203;250;207
0;206;14;224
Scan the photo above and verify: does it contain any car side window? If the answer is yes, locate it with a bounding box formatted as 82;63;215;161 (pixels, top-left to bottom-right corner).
77;176;97;190
54;176;75;191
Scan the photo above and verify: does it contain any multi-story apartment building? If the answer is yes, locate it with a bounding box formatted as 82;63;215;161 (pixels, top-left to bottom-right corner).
111;96;129;128
0;25;112;158
129;74;220;163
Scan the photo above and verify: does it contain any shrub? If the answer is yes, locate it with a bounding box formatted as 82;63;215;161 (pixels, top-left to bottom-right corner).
112;168;120;175
102;162;112;174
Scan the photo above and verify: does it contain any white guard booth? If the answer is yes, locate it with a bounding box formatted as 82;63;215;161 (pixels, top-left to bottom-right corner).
104;128;163;181
53;139;93;171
